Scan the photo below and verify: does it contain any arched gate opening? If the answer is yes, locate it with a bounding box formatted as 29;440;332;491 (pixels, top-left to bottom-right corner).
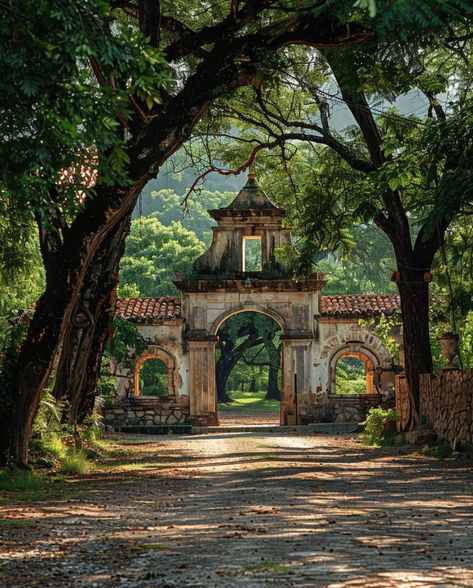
215;311;282;425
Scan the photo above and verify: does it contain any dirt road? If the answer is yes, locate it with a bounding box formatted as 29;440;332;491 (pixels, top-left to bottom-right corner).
1;433;473;587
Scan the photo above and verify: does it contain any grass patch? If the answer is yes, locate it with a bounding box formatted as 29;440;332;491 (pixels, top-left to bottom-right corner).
219;389;280;412
0;468;46;492
59;450;91;474
245;559;291;574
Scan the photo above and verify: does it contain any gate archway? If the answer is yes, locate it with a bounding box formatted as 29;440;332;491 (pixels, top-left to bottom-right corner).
175;172;324;426
214;310;284;425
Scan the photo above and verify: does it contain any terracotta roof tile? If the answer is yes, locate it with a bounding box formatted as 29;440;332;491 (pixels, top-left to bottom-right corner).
115;297;182;322
320;294;400;317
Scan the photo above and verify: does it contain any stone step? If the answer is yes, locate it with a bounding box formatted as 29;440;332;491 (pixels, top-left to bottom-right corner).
107;424;192;435
308;422;361;434
192;425;309;434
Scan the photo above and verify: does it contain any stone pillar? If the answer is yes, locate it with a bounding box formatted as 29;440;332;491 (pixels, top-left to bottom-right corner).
188;335;219;426
366;364;374;393
281;337;314;425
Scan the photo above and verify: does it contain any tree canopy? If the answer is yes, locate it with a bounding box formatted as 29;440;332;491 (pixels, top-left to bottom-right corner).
2;0;473;464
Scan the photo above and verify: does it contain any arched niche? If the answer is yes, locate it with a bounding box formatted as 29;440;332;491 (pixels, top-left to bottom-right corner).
329;343;381;396
134;349;176;398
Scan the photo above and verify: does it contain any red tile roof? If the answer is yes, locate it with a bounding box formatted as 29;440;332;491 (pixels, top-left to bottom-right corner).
115;294;400;323
115;297;182;322
320;294;400;317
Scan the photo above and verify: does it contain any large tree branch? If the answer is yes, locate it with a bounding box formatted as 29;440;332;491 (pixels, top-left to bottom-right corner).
164;0;276;62
139;0;160;47
325;53;414;255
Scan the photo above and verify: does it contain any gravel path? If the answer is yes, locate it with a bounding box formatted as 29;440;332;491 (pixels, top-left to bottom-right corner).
1;433;473;587
218;410;279;425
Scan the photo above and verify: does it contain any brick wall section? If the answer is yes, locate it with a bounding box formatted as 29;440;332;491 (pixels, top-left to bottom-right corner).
420;370;473;444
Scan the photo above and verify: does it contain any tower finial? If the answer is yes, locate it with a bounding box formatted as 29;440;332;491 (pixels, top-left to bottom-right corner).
248;160;256;181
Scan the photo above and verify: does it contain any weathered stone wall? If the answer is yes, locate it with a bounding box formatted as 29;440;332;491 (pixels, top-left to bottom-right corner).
313;394;386;423
420;370;473;444
395;375;410;431
317;319;394;396
114;320;189;401
104;397;190;428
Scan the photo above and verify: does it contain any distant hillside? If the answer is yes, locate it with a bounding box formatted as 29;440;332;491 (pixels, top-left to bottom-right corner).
134;161;246;218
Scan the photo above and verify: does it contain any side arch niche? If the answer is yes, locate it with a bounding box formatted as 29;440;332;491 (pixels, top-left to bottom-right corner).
329;344;381;396
134;348;176;398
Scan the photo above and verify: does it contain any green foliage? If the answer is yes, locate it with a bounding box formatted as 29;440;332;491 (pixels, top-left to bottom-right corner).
335;358;367;394
119;217;205;296
30;391;71;466
0;468;45;491
1;0;170;217
30;390;102;469
97;361;118;406
147;188;235;242
139;359;168;397
432;442;453;459
360;312;402;364
110;317;146;366
59;450;91;475
422;441;454;459
361;407;398;446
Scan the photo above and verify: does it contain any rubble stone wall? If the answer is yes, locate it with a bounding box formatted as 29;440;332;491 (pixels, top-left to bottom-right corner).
103;397;190;428
314;394;385;423
420;370;473;444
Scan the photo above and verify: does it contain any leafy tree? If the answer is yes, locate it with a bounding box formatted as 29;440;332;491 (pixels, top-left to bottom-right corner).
0;0;169;465
4;0;471;464
148;188;234;242
192;22;473;427
119;217;205;296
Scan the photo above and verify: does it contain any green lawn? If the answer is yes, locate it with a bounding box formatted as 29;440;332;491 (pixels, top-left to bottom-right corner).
219;389;280;412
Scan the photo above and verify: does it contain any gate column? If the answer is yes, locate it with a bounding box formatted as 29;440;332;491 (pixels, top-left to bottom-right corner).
281;336;314;425
188;335;219;426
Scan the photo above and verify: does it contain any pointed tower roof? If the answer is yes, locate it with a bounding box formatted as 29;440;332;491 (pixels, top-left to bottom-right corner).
208;170;284;220
227;169;280;211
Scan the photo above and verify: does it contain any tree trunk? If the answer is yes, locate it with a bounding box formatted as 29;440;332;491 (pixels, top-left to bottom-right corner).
0;272;80;467
264;339;281;401
265;363;281;401
0;184;140;467
396;278;433;428
216;355;237;403
53;216;130;424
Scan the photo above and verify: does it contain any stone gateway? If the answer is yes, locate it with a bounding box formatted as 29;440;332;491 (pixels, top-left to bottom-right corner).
106;173;400;429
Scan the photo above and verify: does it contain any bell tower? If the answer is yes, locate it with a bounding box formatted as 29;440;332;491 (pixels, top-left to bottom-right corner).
192;171;292;279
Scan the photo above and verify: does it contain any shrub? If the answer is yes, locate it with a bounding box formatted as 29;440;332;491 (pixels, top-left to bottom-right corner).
59;450;90;475
82;399;105;444
361;407;398;446
432;441;453;459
